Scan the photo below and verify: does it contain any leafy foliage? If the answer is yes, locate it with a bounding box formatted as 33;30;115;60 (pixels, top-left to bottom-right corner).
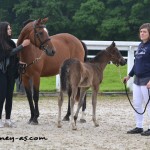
1;0;150;40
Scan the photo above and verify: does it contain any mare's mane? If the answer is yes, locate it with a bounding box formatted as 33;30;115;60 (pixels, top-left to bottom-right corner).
17;19;34;45
23;19;34;27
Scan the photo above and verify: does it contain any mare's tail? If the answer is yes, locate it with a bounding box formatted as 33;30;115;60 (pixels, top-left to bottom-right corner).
60;59;75;92
80;41;88;62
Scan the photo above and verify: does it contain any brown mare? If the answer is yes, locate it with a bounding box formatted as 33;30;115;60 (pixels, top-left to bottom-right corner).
17;18;87;124
58;41;126;130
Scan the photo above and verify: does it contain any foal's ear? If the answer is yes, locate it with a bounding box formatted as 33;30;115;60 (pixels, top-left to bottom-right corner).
112;41;116;47
41;18;48;24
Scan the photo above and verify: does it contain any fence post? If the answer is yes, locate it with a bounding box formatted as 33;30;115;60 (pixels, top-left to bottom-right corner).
127;46;134;91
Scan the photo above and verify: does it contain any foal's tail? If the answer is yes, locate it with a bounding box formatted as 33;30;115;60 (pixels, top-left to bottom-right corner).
80;41;88;62
60;59;75;92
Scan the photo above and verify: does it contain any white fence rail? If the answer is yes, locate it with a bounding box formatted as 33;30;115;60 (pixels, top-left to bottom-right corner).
13;39;140;91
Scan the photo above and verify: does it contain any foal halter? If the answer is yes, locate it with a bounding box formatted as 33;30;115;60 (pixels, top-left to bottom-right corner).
105;50;120;66
33;21;50;52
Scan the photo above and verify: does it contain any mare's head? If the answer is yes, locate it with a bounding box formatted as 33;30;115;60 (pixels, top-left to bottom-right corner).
19;18;55;56
106;41;126;66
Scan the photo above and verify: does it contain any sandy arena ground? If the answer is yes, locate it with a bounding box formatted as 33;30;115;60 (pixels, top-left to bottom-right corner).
0;94;149;150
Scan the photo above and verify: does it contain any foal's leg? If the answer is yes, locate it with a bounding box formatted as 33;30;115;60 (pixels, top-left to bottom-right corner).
23;76;35;124
58;91;64;128
62;89;71;121
74;89;87;124
63;88;87;123
80;94;86;123
70;88;78;130
92;89;99;127
74;88;87;123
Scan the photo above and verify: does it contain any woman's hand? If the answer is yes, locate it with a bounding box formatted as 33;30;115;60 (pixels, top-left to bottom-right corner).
22;39;30;47
19;61;27;67
123;75;130;84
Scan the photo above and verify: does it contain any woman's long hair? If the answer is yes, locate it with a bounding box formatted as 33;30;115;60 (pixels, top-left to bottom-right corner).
0;21;12;51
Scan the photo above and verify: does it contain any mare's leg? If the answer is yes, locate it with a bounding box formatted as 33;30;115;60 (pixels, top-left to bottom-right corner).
74;88;87;124
62;89;71;121
31;75;40;125
92;88;99;127
23;76;34;124
58;91;64;128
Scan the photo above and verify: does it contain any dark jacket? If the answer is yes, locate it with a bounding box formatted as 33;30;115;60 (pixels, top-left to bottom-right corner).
0;39;23;78
129;41;150;78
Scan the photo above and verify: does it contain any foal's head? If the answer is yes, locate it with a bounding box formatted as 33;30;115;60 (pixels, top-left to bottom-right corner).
20;18;56;56
106;42;126;66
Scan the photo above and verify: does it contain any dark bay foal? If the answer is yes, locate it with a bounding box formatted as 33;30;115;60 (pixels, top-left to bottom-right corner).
58;41;126;130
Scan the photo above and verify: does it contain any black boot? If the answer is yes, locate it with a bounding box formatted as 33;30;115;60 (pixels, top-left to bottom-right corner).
141;129;150;136
127;127;143;134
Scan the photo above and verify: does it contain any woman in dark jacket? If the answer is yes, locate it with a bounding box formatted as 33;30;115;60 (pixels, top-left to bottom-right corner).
124;23;150;136
0;21;30;128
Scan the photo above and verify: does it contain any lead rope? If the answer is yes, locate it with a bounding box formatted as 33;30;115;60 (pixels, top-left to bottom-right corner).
117;65;123;83
18;52;44;89
117;66;150;115
124;82;150;115
118;66;150;115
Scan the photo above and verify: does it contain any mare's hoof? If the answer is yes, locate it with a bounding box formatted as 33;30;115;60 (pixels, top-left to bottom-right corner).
29;118;38;125
80;119;86;123
27;119;33;124
30;121;38;125
62;116;70;121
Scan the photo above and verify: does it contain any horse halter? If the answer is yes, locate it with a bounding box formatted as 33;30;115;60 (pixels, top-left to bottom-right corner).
33;21;50;52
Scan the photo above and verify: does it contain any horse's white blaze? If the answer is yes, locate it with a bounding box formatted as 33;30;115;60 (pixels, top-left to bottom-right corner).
44;28;48;33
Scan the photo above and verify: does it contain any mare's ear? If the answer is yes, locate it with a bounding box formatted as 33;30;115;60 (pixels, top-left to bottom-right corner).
36;18;42;25
112;41;116;47
41;18;48;24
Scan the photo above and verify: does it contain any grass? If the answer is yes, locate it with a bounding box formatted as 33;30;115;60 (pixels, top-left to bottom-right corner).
39;64;127;92
100;64;127;91
40;76;56;92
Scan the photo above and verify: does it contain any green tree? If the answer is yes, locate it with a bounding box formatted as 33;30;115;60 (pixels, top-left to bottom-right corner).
128;0;150;40
0;0;18;23
72;0;105;39
99;0;130;40
1;0;150;41
13;0;76;35
13;0;39;37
